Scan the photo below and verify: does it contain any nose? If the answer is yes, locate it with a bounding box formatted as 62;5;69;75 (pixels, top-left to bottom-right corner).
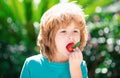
68;35;73;40
67;32;74;41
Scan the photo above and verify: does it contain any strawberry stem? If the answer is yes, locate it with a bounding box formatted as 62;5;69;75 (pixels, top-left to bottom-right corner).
72;42;80;49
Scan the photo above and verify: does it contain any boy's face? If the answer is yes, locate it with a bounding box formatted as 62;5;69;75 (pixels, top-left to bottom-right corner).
55;22;80;58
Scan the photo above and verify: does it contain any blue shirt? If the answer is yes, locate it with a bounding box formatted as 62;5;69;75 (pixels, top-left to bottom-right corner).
20;54;88;78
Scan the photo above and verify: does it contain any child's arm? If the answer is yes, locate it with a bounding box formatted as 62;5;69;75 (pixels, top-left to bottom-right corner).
69;48;83;78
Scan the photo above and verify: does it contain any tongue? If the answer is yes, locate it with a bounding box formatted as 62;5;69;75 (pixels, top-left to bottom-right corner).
66;42;75;52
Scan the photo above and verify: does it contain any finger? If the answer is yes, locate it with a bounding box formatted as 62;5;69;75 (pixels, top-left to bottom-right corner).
69;52;74;59
73;47;81;52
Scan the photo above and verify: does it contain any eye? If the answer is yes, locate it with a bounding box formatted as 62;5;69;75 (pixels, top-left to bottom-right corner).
60;30;66;33
73;29;79;33
74;30;78;33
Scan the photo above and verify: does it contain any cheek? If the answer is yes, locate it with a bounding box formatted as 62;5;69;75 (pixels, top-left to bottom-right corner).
55;35;65;47
77;35;80;41
74;34;80;42
55;37;67;50
56;37;66;47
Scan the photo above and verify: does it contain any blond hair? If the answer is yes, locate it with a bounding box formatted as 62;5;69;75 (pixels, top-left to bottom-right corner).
37;2;88;61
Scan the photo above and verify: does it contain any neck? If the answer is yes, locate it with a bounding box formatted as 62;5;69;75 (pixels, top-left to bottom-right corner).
52;52;68;63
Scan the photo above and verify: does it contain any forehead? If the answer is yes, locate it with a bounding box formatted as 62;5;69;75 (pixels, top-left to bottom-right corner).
59;21;80;29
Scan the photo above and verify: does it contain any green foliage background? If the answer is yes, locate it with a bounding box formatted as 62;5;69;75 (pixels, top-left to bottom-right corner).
0;0;120;78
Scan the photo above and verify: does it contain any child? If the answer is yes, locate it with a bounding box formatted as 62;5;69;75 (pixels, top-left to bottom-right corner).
20;2;88;78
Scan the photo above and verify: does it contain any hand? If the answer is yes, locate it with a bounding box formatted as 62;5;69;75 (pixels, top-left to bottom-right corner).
69;48;83;67
69;48;83;78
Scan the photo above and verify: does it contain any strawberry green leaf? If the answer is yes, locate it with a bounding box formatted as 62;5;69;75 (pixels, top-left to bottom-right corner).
72;42;80;49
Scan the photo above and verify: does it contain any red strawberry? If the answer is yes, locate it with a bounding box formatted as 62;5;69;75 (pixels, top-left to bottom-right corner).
66;42;81;52
66;42;75;52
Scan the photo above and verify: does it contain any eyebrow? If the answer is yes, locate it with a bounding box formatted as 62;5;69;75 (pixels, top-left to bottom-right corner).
74;26;80;29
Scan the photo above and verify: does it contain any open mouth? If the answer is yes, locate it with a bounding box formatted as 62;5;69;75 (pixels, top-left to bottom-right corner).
66;42;81;53
66;42;75;53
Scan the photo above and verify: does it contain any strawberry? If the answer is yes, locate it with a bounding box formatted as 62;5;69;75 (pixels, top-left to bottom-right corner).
66;42;80;52
66;42;75;52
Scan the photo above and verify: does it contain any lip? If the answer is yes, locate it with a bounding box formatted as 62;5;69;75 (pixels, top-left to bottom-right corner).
66;42;74;46
66;42;74;48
